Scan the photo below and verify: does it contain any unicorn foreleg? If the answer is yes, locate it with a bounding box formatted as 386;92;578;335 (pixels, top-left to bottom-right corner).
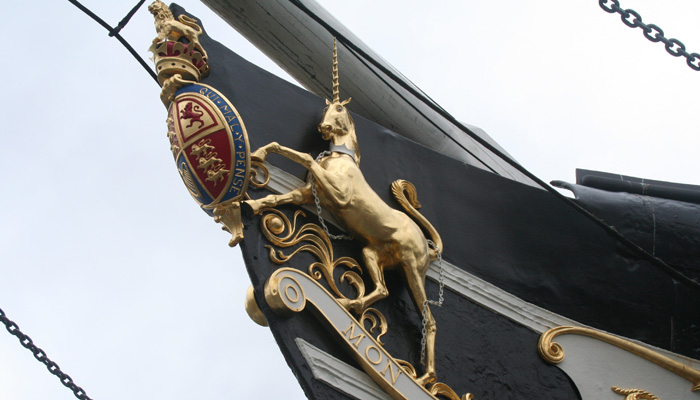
246;184;313;215
249;141;347;206
265;144;316;169
250;142;280;164
251;141;312;164
252;142;334;185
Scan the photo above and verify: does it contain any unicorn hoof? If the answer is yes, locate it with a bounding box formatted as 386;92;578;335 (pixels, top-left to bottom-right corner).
243;200;263;215
415;372;437;387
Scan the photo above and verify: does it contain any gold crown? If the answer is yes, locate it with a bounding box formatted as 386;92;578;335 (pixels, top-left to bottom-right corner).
148;1;210;86
152;40;210;85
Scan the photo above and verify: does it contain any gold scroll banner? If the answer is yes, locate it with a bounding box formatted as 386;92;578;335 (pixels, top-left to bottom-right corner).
264;268;439;400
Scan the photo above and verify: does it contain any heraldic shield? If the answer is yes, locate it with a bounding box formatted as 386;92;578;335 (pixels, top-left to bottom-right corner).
166;83;251;216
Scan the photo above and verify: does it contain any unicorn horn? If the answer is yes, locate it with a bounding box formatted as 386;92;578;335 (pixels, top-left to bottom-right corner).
332;38;340;103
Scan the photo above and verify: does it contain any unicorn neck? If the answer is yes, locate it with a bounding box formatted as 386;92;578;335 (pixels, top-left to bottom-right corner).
331;129;355;148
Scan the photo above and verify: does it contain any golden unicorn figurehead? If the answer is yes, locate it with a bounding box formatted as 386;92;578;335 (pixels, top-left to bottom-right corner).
318;39;361;165
246;37;446;389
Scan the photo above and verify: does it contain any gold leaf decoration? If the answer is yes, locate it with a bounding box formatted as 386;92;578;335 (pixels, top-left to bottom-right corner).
539;326;700;392
395;359;417;379
429;382;475;400
360;307;388;345
611;386;661;400
249;159;270;188
260;209;364;300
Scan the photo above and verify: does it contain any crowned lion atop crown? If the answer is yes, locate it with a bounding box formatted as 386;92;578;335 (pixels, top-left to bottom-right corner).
148;0;208;61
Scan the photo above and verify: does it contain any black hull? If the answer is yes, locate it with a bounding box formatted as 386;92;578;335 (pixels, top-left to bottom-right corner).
239;204;581;399
172;4;700;398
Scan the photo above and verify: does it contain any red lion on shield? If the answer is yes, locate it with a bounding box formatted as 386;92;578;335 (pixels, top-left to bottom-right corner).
180;102;204;129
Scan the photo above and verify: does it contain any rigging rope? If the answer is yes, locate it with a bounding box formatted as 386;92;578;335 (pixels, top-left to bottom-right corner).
291;0;504;177
68;0;158;83
288;0;700;291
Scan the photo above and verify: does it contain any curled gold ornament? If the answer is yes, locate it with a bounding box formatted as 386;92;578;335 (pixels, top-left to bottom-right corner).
537;327;566;364
395;359;417;379
360;308;388;345
261;209;299;245
428;382;474;400
611;386;661;400
539;326;700;392
249;159;270;188
260;209;365;300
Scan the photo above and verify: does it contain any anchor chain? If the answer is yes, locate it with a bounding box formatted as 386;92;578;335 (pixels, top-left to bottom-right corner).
599;0;700;71
0;307;93;400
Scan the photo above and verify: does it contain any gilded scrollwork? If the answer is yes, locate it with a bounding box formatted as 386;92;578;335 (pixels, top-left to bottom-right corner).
611;386;661;400
360;308;388;345
539;326;700;392
260;208;365;301
428;382;474;400
259;208;473;399
396;359;418;379
249;159;270;188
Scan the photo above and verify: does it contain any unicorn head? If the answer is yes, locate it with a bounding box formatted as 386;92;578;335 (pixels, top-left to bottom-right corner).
318;38;360;164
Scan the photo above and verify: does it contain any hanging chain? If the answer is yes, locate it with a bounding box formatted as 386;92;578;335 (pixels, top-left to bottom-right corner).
420;240;445;365
599;0;700;71
0;307;93;400
310;151;354;240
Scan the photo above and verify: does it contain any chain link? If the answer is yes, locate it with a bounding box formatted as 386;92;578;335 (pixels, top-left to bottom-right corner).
0;307;93;400
310;151;354;240
420;240;444;365
599;0;700;71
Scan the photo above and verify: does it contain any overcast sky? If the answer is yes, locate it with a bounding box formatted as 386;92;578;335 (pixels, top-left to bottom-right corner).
2;1;699;399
